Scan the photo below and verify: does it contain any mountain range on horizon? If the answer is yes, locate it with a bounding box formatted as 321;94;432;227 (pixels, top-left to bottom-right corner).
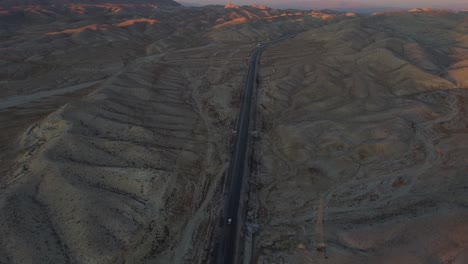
0;0;181;7
0;0;466;12
1;0;468;262
180;0;468;12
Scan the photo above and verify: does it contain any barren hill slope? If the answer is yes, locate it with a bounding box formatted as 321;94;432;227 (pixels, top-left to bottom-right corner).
0;5;351;263
1;4;467;264
253;10;468;263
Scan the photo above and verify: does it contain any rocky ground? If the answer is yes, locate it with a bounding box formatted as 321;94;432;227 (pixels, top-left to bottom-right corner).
0;2;351;263
1;42;250;264
253;10;468;264
1;2;467;263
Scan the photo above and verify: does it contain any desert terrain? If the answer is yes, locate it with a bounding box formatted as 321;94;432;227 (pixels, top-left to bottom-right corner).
253;9;468;264
0;1;468;263
0;1;351;263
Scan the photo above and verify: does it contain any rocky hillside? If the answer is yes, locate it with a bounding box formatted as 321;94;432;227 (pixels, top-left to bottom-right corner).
253;9;468;263
0;4;351;263
1;3;467;263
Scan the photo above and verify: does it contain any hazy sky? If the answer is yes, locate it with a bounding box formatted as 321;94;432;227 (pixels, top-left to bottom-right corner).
180;0;468;10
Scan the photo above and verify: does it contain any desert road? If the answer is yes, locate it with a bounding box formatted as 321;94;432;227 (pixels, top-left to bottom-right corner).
216;34;294;264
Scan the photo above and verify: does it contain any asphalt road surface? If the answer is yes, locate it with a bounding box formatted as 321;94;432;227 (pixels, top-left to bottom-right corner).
216;34;294;264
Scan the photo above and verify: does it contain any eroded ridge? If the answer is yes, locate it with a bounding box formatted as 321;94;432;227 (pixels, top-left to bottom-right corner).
0;45;250;264
253;12;468;264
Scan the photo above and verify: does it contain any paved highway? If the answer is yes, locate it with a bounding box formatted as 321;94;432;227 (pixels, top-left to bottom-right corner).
216;34;294;264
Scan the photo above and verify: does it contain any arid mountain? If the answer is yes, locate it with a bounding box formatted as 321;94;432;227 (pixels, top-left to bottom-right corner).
0;2;467;264
0;4;351;263
253;9;468;263
183;0;468;13
181;0;386;11
0;0;180;8
269;0;396;12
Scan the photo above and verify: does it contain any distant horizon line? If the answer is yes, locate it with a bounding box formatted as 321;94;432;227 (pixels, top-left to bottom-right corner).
179;2;467;12
177;0;468;12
